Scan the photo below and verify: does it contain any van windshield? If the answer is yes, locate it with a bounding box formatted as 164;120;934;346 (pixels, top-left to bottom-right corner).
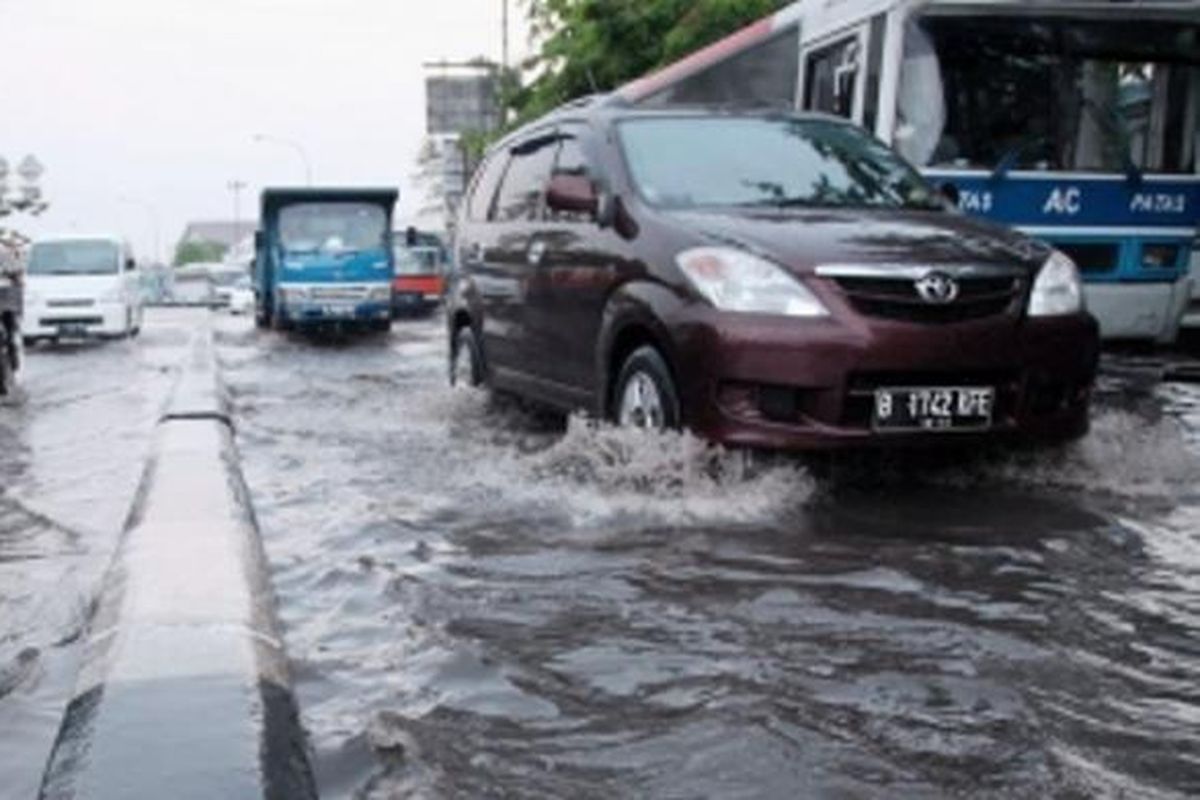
618;116;941;211
278;202;387;254
28;240;120;276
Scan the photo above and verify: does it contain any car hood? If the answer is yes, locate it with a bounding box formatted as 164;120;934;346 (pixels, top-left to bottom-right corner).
667;207;1048;276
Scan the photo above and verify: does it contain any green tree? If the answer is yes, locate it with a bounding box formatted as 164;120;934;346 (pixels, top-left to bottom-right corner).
173;240;227;267
515;0;786;121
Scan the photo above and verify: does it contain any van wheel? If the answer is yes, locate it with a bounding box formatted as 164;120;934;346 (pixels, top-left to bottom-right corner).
613;346;680;430
450;325;482;388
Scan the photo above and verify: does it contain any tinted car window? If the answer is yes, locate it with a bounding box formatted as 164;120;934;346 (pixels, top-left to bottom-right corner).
467;152;509;221
548;131;595;223
618;116;940;211
494;136;558;222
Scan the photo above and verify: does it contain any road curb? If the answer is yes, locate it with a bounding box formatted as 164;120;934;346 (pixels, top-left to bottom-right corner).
38;321;317;800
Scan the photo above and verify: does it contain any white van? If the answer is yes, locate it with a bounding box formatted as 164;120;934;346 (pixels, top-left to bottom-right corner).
23;235;144;343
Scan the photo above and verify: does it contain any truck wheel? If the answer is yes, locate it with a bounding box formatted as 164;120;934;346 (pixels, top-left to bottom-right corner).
612;346;680;431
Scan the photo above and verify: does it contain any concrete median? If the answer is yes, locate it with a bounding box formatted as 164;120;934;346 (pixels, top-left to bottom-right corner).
38;322;316;800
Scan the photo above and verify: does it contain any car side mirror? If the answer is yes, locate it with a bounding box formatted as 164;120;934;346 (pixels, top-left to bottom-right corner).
546;173;598;217
125;257;137;271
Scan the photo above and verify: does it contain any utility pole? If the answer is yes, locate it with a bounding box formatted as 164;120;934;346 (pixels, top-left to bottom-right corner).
502;0;509;76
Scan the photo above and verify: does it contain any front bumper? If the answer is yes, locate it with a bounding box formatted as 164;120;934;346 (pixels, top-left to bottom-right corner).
675;310;1100;451
25;300;128;338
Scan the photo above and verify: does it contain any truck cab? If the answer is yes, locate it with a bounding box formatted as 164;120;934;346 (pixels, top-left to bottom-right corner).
254;188;398;333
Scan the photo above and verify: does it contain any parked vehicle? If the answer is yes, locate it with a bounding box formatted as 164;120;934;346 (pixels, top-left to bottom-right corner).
615;0;1199;344
22;235;143;344
209;264;250;308
447;103;1100;450
253;188;397;333
0;248;21;396
170;263;216;305
392;227;446;316
226;275;254;315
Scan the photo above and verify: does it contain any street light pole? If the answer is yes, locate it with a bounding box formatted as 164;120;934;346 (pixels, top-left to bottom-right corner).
117;195;162;265
252;133;313;186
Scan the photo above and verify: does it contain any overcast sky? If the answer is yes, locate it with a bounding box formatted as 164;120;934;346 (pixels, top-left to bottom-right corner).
3;0;528;261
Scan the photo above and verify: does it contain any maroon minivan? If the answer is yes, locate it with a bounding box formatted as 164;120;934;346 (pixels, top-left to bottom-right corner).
447;100;1099;450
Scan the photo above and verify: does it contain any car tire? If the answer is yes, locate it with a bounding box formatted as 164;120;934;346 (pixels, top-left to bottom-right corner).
612;346;680;430
0;325;14;397
450;324;483;388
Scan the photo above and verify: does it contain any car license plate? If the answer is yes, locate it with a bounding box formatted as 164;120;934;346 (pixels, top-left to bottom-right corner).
872;386;994;432
319;303;355;317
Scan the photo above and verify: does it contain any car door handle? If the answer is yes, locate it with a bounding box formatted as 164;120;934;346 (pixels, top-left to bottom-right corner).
527;239;547;266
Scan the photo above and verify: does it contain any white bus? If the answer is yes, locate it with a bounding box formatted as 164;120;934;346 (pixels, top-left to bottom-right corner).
616;0;1200;343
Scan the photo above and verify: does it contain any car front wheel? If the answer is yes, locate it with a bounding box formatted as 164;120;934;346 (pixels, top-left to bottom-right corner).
613;346;680;431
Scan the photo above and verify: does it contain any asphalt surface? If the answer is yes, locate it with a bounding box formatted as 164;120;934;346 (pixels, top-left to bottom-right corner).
3;307;1200;799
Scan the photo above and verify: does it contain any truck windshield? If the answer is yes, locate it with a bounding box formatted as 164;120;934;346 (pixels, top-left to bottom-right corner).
618;116;941;211
393;246;441;276
278;202;386;254
896;15;1200;174
28;240;120;276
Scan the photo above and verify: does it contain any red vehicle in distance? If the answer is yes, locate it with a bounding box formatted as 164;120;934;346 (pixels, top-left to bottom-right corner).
392;227;446;317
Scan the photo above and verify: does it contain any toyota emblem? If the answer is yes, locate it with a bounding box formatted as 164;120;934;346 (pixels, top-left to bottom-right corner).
914;271;959;304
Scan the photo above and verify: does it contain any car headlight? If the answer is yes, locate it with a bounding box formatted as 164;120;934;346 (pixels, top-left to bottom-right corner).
279;286;309;301
1028;250;1084;317
101;286;123;302
367;285;392;301
675;247;828;317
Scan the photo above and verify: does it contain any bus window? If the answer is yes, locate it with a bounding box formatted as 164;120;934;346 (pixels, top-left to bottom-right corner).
898;15;1200;174
642;26;800;109
804;37;860;119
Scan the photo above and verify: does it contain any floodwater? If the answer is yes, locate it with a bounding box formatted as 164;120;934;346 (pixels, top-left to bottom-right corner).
2;308;1198;799
0;309;200;799
209;312;1200;800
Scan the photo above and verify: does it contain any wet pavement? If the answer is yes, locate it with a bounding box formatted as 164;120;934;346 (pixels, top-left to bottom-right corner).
0;308;201;799
3;307;1200;798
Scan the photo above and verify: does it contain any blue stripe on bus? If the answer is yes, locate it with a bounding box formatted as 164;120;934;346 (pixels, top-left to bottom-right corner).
922;171;1199;283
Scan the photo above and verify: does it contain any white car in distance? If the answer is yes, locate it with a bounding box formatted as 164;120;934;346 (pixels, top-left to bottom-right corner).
23;235;143;343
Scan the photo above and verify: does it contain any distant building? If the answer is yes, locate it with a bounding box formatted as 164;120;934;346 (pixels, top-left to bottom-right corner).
178;220;257;251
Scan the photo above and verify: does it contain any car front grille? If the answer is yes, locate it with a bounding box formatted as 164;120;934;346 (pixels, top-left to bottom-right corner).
308;286;369;302
47;298;96;308
39;316;103;327
829;274;1024;323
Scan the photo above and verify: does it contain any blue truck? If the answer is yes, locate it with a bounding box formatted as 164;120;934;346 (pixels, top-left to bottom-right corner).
253;188;398;333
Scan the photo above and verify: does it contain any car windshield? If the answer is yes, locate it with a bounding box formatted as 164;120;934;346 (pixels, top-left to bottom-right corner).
27;239;120;275
278;202;386;253
618;116;941;211
897;15;1200;173
393;246;441;275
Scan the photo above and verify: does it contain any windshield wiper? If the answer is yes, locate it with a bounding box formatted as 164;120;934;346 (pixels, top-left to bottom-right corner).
737;197;819;209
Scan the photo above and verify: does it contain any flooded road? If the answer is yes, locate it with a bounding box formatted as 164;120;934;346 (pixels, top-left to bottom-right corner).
2;308;1198;798
210;313;1200;799
0;308;200;799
